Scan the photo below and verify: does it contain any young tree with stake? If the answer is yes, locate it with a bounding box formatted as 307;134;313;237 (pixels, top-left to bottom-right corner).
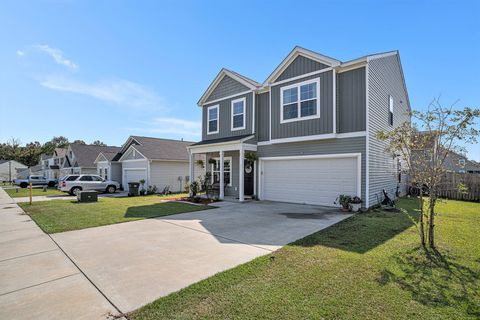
378;98;479;248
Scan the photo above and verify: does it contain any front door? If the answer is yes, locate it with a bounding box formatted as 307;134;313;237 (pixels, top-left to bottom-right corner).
244;161;254;196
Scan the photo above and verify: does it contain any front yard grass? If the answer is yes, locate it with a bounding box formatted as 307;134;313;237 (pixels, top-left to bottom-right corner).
4;186;65;198
131;198;480;320
19;196;213;234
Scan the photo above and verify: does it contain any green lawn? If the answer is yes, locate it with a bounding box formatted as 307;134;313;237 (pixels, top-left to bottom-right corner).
4;187;64;198
131;198;480;320
19;196;213;234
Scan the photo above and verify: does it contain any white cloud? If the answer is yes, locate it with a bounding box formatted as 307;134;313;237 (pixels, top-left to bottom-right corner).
16;50;25;56
128;117;202;137
33;44;78;70
41;75;164;110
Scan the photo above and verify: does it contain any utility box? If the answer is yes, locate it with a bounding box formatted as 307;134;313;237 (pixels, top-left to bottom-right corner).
128;182;140;196
77;191;98;203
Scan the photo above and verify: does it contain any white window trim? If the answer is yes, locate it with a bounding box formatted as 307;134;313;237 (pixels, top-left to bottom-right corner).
280;78;321;124
211;156;232;186
207;104;219;135
231;97;246;131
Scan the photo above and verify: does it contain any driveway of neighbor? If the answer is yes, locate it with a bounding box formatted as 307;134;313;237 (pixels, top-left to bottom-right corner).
52;200;351;313
0;188;119;320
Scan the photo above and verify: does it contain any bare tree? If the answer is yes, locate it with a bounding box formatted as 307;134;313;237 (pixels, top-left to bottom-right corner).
378;98;479;248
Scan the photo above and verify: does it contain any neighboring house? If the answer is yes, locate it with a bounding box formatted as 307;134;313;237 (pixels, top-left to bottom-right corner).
0;160;27;181
440;150;480;174
39;150;66;180
118;136;203;193
94;147;123;183
60;144;121;177
16;164;43;179
187;46;410;207
412;132;480;174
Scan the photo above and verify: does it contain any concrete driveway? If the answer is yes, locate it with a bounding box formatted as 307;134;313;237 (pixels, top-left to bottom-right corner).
52;200;350;313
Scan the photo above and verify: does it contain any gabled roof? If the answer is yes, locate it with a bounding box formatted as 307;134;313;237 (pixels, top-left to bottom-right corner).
264;46;341;85
54;148;67;158
69;144;121;168
119;136;195;161
94;150;122;164
197;68;261;106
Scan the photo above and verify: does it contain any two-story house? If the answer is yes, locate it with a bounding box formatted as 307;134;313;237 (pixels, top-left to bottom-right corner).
60;144;121;177
187;46;410;208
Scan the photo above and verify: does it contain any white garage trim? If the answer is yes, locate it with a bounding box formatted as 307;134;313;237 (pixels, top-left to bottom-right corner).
258;153;361;204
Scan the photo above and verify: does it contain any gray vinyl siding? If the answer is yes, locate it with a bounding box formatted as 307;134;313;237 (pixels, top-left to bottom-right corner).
256;92;270;142
206;75;250;102
276;55;329;82
337;67;366;133
205;151;240;197
270;71;333;139
202;92;253;141
257;137;366;202
368;54;410;206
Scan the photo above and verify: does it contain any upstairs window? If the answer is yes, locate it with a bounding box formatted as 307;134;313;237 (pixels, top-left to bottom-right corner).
231;98;246;130
281;79;320;123
389;95;394;126
207;105;219;134
459;159;466;167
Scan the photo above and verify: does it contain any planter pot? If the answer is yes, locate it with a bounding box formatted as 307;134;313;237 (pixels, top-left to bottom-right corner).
350;203;361;212
340;206;351;212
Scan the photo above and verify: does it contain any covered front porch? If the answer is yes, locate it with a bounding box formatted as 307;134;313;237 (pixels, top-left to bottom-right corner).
187;135;257;202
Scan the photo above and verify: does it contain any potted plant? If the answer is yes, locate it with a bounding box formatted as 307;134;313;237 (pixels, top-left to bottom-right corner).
336;194;352;212
196;159;205;168
349;196;362;212
139;179;146;196
244;152;258;164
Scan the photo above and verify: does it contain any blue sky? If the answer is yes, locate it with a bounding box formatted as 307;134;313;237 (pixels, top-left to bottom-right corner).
1;0;479;160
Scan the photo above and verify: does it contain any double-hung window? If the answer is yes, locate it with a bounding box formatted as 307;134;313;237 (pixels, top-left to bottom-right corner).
211;157;232;186
281;79;320;123
207;105;219;134
388;95;394;126
231;97;246;130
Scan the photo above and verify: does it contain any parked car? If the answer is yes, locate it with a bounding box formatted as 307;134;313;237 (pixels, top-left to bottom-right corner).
13;175;57;188
58;174;120;196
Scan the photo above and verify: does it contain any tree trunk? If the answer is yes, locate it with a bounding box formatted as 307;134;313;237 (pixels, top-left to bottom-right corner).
419;190;426;247
428;195;436;248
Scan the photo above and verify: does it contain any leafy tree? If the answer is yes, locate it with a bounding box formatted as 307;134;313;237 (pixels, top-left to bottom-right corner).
378;98;479;248
72;140;86;145
20;142;42;167
92;140;106;146
42;136;70;154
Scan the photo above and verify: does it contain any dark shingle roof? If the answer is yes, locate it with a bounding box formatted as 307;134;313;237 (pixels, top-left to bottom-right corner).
99;150;123;162
190;134;253;146
128;136;195;161
70;144;121;167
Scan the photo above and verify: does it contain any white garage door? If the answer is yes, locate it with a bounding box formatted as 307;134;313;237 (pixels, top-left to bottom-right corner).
261;156;359;206
124;169;147;192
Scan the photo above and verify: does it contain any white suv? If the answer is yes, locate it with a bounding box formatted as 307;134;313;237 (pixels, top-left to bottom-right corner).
59;174;120;196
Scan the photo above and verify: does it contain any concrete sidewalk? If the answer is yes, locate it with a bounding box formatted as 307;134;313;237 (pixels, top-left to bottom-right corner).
0;188;119;320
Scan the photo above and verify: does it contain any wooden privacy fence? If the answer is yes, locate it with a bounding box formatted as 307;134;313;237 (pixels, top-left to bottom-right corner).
437;172;480;202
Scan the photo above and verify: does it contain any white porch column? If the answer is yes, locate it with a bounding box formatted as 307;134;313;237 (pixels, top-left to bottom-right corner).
219;150;225;200
239;147;244;202
188;151;194;187
253;160;257;197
